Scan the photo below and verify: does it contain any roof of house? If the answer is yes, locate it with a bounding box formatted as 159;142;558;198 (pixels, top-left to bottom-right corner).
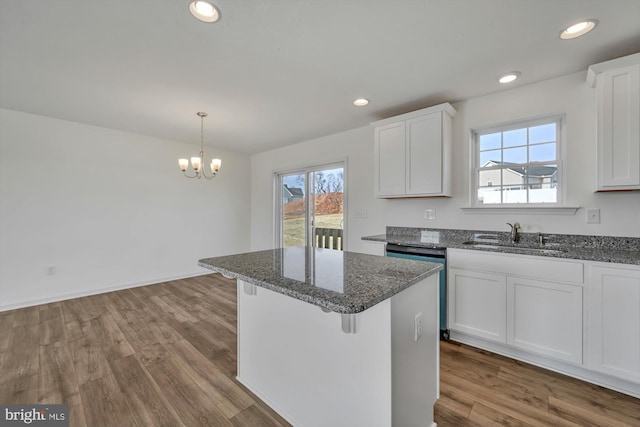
284;185;304;197
484;161;557;177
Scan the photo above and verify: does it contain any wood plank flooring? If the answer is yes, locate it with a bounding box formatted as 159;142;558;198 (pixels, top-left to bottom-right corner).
1;273;639;426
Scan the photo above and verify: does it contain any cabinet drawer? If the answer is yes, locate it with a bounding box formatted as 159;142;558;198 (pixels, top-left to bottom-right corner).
448;249;583;284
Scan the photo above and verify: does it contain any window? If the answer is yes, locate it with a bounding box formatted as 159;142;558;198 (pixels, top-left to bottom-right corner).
473;116;563;205
275;162;345;250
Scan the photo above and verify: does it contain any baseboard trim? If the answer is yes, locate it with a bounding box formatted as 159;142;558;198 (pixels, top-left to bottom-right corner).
235;376;301;427
0;271;212;312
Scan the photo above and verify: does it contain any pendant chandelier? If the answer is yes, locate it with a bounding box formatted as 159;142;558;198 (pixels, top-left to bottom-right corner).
179;112;222;179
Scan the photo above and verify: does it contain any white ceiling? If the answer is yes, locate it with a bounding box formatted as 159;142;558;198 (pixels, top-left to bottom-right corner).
1;0;639;154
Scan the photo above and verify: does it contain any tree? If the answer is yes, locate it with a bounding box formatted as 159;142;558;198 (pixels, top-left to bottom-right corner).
314;171;328;193
327;172;343;192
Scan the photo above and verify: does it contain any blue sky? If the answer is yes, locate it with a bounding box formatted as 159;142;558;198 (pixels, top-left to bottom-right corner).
282;168;343;195
480;123;556;165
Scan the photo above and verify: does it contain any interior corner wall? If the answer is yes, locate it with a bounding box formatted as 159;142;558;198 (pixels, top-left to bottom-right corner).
0;108;251;310
250;71;640;252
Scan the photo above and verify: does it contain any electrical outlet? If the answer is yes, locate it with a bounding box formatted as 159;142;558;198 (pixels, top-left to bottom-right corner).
586;208;601;224
424;209;436;220
414;312;423;342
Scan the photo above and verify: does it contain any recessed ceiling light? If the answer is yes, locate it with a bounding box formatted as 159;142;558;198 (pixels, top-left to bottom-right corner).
353;98;370;107
189;0;221;23
560;19;598;39
499;72;521;84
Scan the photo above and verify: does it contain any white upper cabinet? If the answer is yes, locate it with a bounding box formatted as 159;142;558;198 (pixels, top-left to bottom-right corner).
373;103;455;198
587;53;640;192
407;114;443;195
375;121;406;196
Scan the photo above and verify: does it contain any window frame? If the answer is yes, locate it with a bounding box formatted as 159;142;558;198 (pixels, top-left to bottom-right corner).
470;115;565;207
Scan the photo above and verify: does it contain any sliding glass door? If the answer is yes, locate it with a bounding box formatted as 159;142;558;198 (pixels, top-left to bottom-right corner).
277;163;345;250
279;171;307;247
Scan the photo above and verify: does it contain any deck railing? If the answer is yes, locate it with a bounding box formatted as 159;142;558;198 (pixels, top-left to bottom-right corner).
314;227;343;251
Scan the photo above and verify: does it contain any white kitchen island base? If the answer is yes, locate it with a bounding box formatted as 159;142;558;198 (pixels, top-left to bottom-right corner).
236;274;439;427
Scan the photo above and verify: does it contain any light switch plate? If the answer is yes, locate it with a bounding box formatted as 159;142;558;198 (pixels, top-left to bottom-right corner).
354;209;368;219
587;208;600;224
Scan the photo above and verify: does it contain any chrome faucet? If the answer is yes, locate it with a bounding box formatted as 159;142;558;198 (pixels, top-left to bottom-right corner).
506;222;521;243
537;232;546;246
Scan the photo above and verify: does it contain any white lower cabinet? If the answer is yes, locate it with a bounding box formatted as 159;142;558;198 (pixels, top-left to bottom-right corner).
448;268;506;343
447;249;640;398
588;264;640;383
448;249;584;364
506;277;583;364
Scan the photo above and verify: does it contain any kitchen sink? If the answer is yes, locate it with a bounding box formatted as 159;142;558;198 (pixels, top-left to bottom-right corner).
461;241;568;254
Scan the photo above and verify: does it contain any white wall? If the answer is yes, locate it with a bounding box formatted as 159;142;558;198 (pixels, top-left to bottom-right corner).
250;71;640;251
0;109;251;310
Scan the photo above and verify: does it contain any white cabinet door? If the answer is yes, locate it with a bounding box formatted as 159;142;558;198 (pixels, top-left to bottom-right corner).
406;112;442;195
373;103;455;198
374;122;406;197
590;55;640;191
507;277;583;364
361;241;386;256
449;268;507;343
589;265;640;382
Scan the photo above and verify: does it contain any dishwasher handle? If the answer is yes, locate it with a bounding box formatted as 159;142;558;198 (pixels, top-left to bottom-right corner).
386;243;446;258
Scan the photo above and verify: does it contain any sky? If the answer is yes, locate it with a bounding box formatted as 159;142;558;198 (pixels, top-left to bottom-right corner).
282;167;343;196
479;123;556;166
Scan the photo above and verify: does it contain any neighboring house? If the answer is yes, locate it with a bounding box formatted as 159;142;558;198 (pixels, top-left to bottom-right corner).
480;161;557;189
283;184;304;204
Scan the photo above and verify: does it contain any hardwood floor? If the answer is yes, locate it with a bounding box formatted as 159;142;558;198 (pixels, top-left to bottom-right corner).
437;343;640;426
1;273;639;426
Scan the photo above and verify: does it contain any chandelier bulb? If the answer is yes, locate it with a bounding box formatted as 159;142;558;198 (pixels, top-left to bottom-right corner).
211;158;222;173
191;156;201;171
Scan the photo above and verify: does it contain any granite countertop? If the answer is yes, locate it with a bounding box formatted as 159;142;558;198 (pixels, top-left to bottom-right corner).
198;246;442;314
363;227;640;266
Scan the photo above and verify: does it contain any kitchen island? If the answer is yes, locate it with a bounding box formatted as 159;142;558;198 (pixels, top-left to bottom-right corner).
199;246;442;427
